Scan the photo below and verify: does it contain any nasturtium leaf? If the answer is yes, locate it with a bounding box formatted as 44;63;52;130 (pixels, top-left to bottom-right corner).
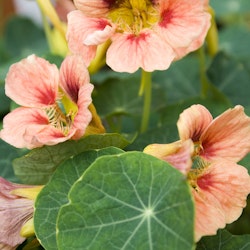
57;152;194;250
152;56;200;105
34;147;124;250
210;0;250;18
0;140;27;182
196;229;250;250
159;96;230;126
92;75;165;118
126;123;179;151
13;133;134;185
3;16;48;58
219;25;250;61
207;52;250;106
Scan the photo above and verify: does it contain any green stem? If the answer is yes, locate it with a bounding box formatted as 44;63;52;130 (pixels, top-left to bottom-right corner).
139;70;152;133
206;6;219;57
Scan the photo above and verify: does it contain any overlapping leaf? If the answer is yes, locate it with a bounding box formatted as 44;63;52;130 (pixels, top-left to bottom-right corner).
34;147;124;250
56;152;194;250
13;133;134;185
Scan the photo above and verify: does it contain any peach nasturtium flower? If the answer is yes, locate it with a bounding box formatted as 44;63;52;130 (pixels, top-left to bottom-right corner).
0;177;43;249
66;0;211;73
177;104;250;162
0;54;94;149
144;105;250;241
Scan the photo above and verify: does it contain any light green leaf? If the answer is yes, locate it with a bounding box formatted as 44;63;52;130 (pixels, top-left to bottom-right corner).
13;133;134;185
196;229;250;250
57;152;194;250
34;147;124;250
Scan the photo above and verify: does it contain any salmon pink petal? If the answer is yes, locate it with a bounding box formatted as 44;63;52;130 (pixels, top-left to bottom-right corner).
177;104;213;142
73;0;111;17
59;55;90;103
5;55;58;108
71;83;94;139
84;23;115;46
0;107;50;149
200;105;250;162
193;161;250;241
144;139;194;175
157;0;211;51
173;15;211;59
30;126;74;146
107;31;175;73
67;11;112;65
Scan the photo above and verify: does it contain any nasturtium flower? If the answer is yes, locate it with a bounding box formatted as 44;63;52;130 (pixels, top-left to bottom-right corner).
67;0;211;73
144;104;250;241
189;159;250;241
0;54;94;149
0;177;43;249
177;104;250;162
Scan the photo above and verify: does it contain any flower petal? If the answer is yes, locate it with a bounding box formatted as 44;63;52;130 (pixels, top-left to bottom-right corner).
59;55;90;103
157;0;211;53
177;104;213;142
67;10;106;65
71;83;94;139
0;178;34;247
0;107;50;149
107;30;175;73
144;139;194;174
193;161;250;241
73;0;111;17
200;105;250;162
5;55;58;107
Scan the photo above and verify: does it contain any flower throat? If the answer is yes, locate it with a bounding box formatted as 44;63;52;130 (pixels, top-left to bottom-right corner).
108;0;159;34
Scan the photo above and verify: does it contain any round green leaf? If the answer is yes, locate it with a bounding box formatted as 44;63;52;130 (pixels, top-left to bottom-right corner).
57;152;194;250
34;147;124;250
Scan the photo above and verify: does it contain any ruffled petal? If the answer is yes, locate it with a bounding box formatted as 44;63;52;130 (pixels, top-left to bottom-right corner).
200;105;250;162
144;139;194;175
156;0;211;55
73;0;111;17
107;30;175;73
30;126;74;146
59;55;90;103
177;104;213;142
193;161;250;241
0;107;50;149
67;10;105;65
71;83;94;139
5;55;58;107
173;13;211;59
84;23;115;46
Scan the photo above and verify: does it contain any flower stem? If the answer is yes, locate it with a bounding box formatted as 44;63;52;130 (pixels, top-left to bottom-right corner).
206;6;219;57
139;70;152;133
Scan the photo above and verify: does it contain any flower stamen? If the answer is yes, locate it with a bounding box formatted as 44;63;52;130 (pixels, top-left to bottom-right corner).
44;103;75;135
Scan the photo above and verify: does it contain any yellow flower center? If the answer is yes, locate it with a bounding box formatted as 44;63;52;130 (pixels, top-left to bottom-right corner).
44;94;78;136
108;0;159;34
187;156;209;191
